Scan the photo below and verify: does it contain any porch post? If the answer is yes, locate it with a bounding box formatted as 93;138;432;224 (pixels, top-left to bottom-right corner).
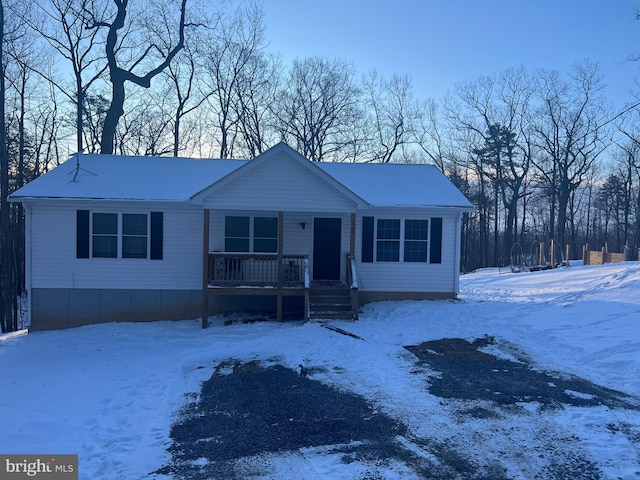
276;211;284;321
350;212;356;255
201;209;210;329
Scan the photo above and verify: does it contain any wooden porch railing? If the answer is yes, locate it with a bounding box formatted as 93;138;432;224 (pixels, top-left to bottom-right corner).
208;253;308;288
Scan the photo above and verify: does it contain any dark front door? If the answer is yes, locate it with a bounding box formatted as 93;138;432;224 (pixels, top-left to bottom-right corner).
313;218;341;280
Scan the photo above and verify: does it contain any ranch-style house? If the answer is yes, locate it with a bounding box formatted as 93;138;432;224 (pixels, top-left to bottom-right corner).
9;143;473;331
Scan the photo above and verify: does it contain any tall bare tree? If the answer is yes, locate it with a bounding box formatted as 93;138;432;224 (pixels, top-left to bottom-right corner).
231;48;281;158
364;71;418;163
19;0;106;154
273;56;359;161
415;98;449;172
532;60;610;250
200;2;271;158
162;38;210;157
0;0;11;333
83;0;190;154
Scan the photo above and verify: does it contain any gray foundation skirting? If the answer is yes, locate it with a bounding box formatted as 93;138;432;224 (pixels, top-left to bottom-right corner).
29;289;305;331
29;289;455;331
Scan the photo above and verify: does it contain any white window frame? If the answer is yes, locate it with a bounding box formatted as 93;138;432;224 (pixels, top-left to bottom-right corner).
91;212;151;260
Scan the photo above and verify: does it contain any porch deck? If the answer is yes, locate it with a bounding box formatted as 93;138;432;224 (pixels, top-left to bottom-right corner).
206;253;308;289
203;253;310;324
202;253;359;325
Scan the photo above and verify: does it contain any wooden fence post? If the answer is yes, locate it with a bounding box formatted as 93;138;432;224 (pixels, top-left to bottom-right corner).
539;242;544;267
566;244;570;267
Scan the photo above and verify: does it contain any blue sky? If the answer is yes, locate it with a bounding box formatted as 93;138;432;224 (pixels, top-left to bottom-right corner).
260;1;640;110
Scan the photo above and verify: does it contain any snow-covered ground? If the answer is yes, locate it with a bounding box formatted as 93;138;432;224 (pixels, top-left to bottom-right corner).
1;262;639;479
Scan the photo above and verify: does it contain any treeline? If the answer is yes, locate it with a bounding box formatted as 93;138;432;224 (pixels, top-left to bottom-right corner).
1;0;640;331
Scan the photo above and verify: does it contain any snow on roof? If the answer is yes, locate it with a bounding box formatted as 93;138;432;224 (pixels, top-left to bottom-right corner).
10;150;472;210
10;154;247;202
317;162;472;209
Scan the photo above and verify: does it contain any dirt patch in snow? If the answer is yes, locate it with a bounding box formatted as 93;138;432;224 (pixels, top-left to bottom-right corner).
156;338;640;479
404;337;639;411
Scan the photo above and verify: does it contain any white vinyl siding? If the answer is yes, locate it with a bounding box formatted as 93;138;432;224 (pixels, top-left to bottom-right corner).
202;153;358;213
29;201;203;290
355;210;458;293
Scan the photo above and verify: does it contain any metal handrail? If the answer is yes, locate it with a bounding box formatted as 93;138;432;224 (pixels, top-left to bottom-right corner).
346;253;359;320
303;258;310;322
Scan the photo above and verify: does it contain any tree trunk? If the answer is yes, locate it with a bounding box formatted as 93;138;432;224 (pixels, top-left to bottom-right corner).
557;188;570;250
100;74;126;154
97;0;187;155
0;2;14;333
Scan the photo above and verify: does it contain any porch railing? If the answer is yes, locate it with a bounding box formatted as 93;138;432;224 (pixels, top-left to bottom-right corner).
208;253;308;288
346;253;359;321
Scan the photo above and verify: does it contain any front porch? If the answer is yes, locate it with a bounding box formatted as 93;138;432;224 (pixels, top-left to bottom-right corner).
200;210;359;327
204;252;311;324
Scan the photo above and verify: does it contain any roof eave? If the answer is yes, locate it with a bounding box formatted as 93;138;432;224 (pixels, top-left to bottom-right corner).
9;196;190;203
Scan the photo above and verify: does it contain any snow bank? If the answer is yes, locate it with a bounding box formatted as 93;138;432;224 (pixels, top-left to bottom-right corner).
0;262;639;479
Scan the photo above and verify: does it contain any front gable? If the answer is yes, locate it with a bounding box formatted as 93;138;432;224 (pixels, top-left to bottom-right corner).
191;143;368;212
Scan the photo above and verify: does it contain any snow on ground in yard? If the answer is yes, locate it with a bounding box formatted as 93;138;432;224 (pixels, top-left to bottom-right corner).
1;262;639;479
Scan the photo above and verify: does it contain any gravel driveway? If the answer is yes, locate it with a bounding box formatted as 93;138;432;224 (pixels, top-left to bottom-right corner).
155;337;639;479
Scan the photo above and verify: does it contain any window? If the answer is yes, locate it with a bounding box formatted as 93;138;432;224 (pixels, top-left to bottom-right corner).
77;210;162;260
362;217;440;264
404;220;428;262
376;219;400;262
253;217;277;253
224;216;278;253
122;214;148;258
92;213;118;258
225;216;250;252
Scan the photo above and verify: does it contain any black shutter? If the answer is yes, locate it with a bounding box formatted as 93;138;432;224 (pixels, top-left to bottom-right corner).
430;217;442;264
76;210;90;258
150;212;164;260
362;216;374;263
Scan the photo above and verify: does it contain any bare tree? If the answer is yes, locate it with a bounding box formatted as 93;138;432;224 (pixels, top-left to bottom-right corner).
0;0;11;333
610;126;640;249
83;0;190;154
495;67;534;255
162;38;210;157
532;60;610;250
445;66;538;266
200;2;271;158
232;48;281;158
363;71;418;163
448;74;511;264
273;56;360;161
116;93;173;156
18;0;106;154
415;98;450;172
